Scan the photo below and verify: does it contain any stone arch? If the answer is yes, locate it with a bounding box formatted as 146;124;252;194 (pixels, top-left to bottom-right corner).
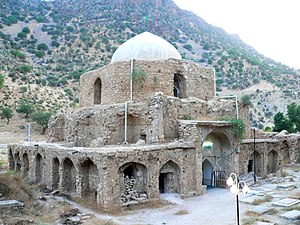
282;140;290;164
52;157;60;190
94;78;102;104
80;158;99;200
22;153;29;176
202;159;214;186
173;73;187;99
127;114;147;144
119;162;148;202
62;158;76;194
8;149;15;170
159;160;180;193
202;130;233;175
267;150;279;174
14;152;21;171
35;153;43;183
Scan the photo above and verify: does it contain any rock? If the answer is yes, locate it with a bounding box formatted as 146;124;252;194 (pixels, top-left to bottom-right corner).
50;190;59;195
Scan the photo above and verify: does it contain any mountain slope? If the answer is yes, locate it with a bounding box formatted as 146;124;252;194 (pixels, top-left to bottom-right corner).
0;0;299;128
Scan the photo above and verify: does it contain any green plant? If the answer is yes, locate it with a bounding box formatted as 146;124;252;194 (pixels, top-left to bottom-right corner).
16;100;34;119
241;95;251;105
31;111;53;134
132;67;147;88
226;118;246;143
0;74;4;89
0;107;13;124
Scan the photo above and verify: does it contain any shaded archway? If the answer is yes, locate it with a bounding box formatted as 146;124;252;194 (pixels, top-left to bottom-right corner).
52;157;60;190
173;73;187;99
282;140;290;164
159;160;180;193
8;149;15;170
14;152;21;171
62;158;76;193
202;159;213;186
80;158;99;200
94;78;102;104
127;115;147;144
35;153;43;183
22;153;29;176
119;162;148;202
267;150;279;174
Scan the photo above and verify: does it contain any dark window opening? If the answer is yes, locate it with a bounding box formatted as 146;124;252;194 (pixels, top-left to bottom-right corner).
173;73;187;99
94;78;102;104
247;159;253;172
140;134;146;142
124;165;134;178
159;173;167;193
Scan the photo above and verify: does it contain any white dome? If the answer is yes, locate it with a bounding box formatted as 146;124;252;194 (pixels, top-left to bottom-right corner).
111;32;181;63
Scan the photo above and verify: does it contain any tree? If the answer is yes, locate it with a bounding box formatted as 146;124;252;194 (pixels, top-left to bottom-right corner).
241;95;251;106
19;64;32;73
16;101;33;119
22;27;30;34
287;102;300;131
17;32;27;38
0;107;13;124
31;111;53;134
37;43;48;50
0;74;4;89
273;112;293;133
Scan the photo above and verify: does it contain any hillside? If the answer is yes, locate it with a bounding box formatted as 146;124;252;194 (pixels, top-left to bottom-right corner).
0;0;299;129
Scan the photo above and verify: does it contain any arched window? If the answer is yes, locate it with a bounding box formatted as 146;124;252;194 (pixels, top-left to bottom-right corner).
173;73;187;99
94;78;102;104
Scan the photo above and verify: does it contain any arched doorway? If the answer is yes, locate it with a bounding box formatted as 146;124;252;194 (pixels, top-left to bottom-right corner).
119;162;148;203
62;158;76;194
80;158;99;200
173;73;187;99
52;157;60;190
282;140;290;164
159;160;180;193
35;153;43;183
14;153;21;171
94;78;102;104
22;153;29;176
8;149;15;170
202;159;213;187
267;150;279;174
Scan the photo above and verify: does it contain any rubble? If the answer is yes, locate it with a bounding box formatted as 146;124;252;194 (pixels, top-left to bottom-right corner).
121;176;147;203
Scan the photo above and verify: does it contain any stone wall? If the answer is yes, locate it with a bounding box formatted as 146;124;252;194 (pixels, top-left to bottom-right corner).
8;142;203;211
79;59;215;107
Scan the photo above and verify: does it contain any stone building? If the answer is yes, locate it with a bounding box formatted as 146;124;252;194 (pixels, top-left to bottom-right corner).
8;32;299;211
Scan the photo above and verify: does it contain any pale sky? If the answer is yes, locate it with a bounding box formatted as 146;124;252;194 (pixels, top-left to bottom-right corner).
173;0;300;69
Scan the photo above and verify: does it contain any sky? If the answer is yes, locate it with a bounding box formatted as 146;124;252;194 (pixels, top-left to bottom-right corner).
172;0;300;69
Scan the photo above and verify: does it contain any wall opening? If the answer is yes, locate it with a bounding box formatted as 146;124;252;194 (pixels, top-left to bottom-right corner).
14;153;21;171
173;73;187;99
62;158;76;194
8;149;15;170
282;140;290;164
247;159;253;173
52;157;60;190
159;160;180;193
80;158;98;200
202;159;213;187
127;115;147;144
119;162;148;203
267;150;279;174
253;151;263;176
94;78;102;104
22;153;29;176
35;153;43;183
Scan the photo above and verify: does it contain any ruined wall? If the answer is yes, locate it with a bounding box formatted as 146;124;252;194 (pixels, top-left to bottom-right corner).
8;142;202;211
79;59;215;107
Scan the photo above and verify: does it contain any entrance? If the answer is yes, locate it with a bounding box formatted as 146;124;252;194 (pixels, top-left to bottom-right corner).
202;160;213;187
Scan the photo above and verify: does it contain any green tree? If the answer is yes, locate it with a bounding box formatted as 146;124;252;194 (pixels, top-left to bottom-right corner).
17;32;27;38
19;64;32;73
273;112;293;132
241;95;251;106
31;111;53;134
287;102;300;131
37;43;48;50
0;74;4;89
22;27;30;34
0;107;13;124
16;101;33;119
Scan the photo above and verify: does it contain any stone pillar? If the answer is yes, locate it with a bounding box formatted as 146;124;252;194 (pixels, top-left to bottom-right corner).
149;93;165;143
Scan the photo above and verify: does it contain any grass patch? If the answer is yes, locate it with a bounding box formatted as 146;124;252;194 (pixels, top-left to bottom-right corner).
242;217;256;225
265;208;278;215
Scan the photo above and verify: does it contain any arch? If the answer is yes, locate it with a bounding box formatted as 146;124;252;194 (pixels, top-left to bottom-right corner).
80;158;99;200
94;78;102;104
8;149;15;170
202;159;213;186
173;73;187;99
62;158;76;193
22;153;29;176
119;162;148;203
14;152;21;171
35;153;43;183
202;130;233;174
159;160;180;193
52;157;60;190
267;150;279;174
282;140;290;164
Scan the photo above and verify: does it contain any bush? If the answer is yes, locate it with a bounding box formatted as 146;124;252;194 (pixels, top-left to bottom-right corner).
0;74;4;89
19;64;32;73
17;32;27;38
183;44;192;51
35;50;45;58
37;43;48;50
241;95;251;105
22;27;30;34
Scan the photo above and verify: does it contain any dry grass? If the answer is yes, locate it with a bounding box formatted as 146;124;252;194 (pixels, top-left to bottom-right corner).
84;218;118;225
265;208;278;215
175;208;189;215
242;217;256;225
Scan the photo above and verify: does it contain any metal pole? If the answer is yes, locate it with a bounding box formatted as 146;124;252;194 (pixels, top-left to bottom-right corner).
236;194;240;225
253;129;256;183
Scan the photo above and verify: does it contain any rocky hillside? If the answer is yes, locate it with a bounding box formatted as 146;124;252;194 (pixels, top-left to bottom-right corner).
0;0;299;128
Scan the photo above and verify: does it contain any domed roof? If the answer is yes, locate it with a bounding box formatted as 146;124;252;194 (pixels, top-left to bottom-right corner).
111;32;181;63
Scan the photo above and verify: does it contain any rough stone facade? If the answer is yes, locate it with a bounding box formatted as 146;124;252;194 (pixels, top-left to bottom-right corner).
7;33;263;211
